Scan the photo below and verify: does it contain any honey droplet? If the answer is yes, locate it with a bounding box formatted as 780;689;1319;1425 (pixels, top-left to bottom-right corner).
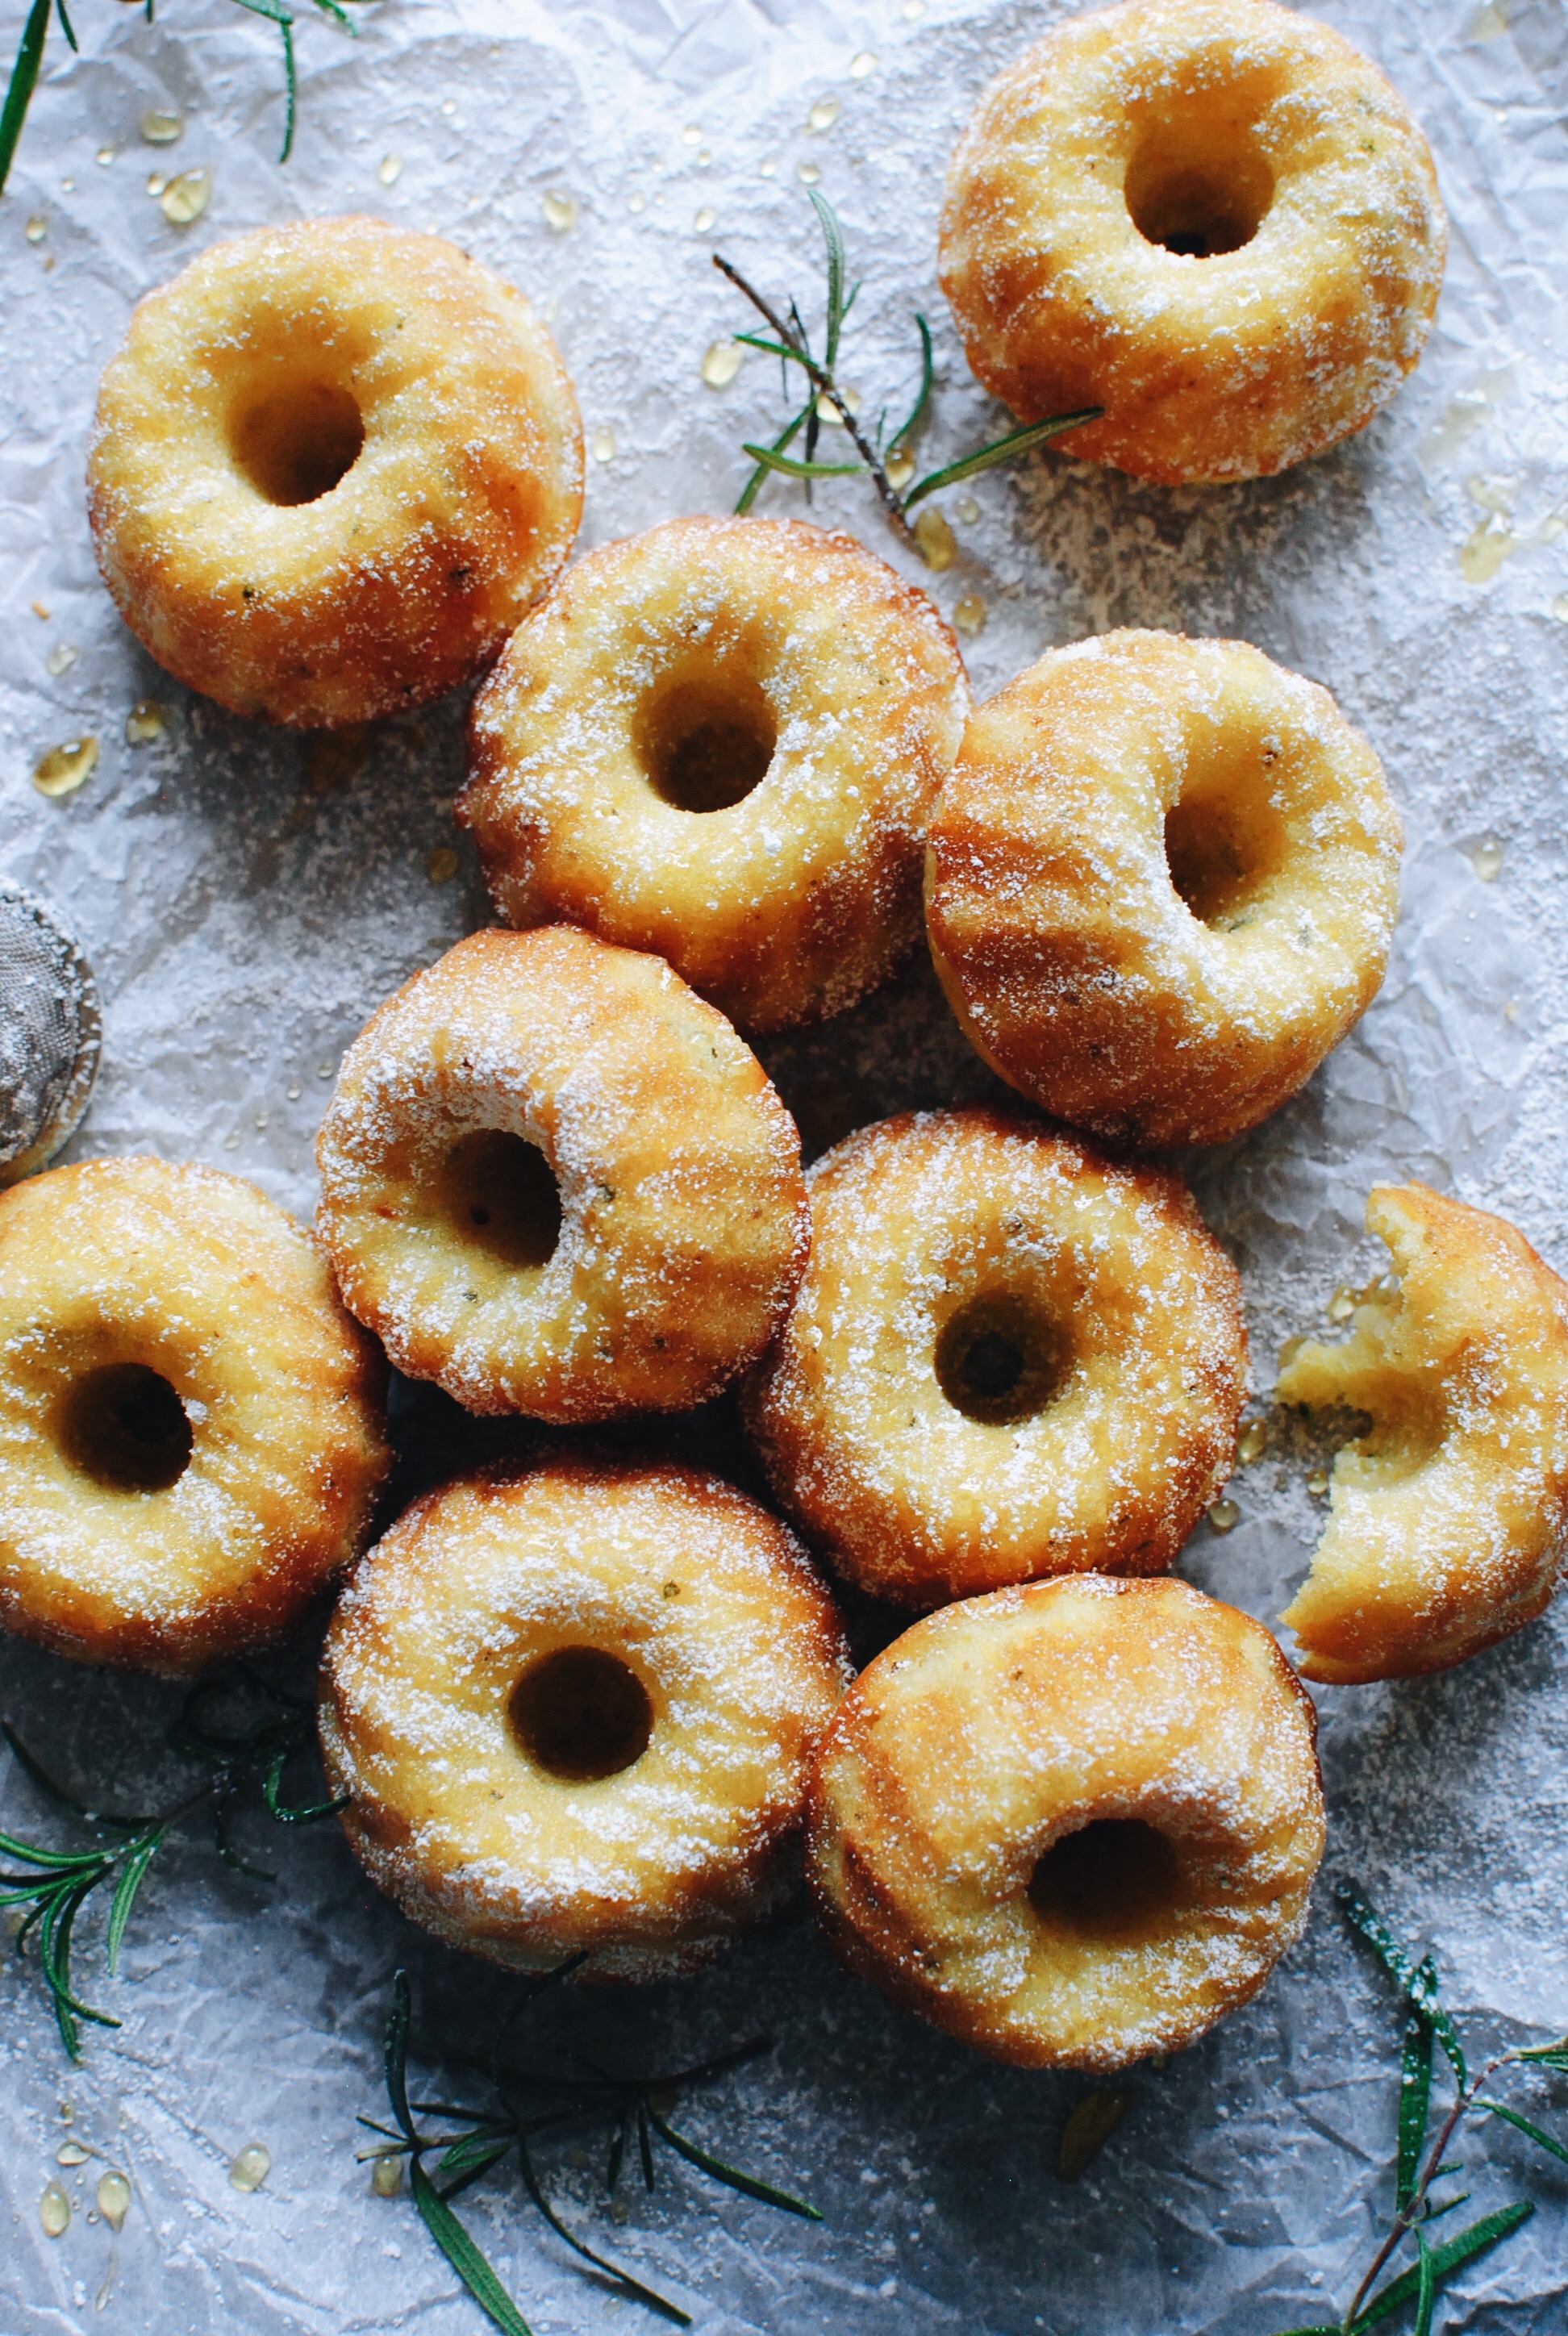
96;145;115;168
32;736;98;799
1237;1419;1267;1466
1327;1286;1357;1324
956;494;981;524
796;159;822;186
44;641;78;677
228;2142;271;2193
1470;0;1508;31
542;189;578;232
426;845;459;885
682;125;702;145
1306;1468;1330;1497
815;386;860;423
377;152;403;187
695;148;712;168
885;446;915;490
30;599;50;619
440;98;457;117
693;205;716;232
140;107;183;145
807;96;840;133
147;173;167;197
1207;1498;1239;1534
125;698;167;746
953;594;986;640
40;2180;70;2238
849;51;877;78
702;339;743;390
1471;834;1503;882
591;426;616;463
628;190;647;214
902;0;927;18
25;214;46;243
371;2152;403;2197
913;508;955;572
758;156;778;177
305;727;370;795
56;2139;91;2166
161;169;211;226
96;2171;131;2232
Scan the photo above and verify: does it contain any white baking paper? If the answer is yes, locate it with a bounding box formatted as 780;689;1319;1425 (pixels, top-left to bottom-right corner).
3;0;1568;2329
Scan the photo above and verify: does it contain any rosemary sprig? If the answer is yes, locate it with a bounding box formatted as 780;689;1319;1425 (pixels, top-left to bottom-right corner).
0;1666;345;2060
1266;1881;1568;2334
365;1965;820;2334
0;0;357;194
715;191;1101;557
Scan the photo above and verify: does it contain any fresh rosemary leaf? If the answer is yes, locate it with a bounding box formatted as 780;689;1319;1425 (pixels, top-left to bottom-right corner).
410;2157;535;2336
1057;2089;1129;2183
740;444;863;481
52;0;75;48
807;189;846;369
1514;2038;1568;2066
40;1874;119;2059
736;405;811;515
106;1832;165;1975
307;0;353;26
386;1969;415;2138
262;1749;348;1825
1337;1884;1467;2088
1264;2323;1339;2334
1478;2098;1568;2167
227;0;301;162
902;407;1103;511
734;333;806;365
0;1832;106;1871
516;2136;690;2326
889;314;934;461
1349;2200;1533;2330
646;2108;820;2221
437;2138;515;2203
1397;1959;1436;2209
637;2099;655;2192
1412;2230;1436;2336
1421;2190;1470;2222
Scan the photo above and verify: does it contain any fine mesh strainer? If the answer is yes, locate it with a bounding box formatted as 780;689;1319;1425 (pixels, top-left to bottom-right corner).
0;879;102;1185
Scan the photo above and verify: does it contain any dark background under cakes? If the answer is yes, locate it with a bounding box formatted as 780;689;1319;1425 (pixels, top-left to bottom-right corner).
2;1;1568;2331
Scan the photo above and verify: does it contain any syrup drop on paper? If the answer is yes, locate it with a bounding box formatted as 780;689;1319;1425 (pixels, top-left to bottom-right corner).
914;509;955;571
592;427;616;463
850;52;877;78
32;737;98;799
378;152;403;186
1237;1420;1267;1465
125;699;167;745
796;160;821;186
702;340;743;388
1207;1499;1239;1533
140;109;183;145
953;594;986;639
97;2171;131;2232
808;97;840;132
228;2143;270;2193
40;2181;70;2237
1472;835;1503;882
693;206;716;232
885;447;915;490
25;215;45;243
161;169;211;226
542;190;578;232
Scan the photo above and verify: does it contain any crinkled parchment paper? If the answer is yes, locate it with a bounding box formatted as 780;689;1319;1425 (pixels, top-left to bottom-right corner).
3;0;1568;2328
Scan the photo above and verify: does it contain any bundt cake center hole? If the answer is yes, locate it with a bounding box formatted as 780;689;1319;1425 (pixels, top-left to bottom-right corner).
636;668;778;813
1028;1819;1181;1942
60;1362;193;1493
936;1293;1069;1426
1125;127;1274;259
1164;774;1287;932
509;1647;654;1783
440;1129;561;1270
231;377;365;507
